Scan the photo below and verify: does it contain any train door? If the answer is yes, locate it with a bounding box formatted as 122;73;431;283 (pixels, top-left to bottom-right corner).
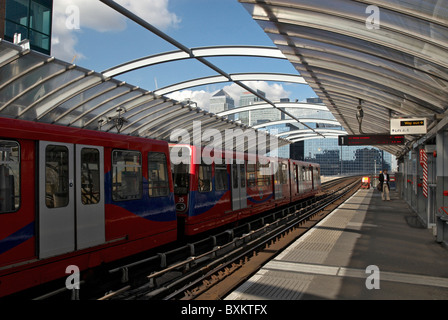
231;161;247;210
311;166;315;190
274;162;282;199
38;142;105;259
294;164;299;195
39;141;75;259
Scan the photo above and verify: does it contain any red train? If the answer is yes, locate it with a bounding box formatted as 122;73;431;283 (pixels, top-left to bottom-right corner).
0;117;320;298
170;144;321;236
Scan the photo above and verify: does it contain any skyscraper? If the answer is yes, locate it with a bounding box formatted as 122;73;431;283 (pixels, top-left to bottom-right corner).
238;89;266;125
2;0;53;55
209;89;235;120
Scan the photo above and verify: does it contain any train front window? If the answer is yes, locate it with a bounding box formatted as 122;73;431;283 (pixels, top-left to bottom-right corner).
172;163;189;195
0;140;20;213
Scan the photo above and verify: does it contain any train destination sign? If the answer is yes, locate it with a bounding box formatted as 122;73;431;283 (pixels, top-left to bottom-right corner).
390;118;427;135
338;134;405;146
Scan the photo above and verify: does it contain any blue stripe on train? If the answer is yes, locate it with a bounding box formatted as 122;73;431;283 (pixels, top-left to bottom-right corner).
247;192;273;204
0;222;34;255
104;172;177;222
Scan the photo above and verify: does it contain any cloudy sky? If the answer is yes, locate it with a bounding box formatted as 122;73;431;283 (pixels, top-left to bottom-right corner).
51;0;317;110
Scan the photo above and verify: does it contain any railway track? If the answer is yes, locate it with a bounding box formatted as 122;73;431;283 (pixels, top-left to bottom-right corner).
23;176;360;300
95;176;361;301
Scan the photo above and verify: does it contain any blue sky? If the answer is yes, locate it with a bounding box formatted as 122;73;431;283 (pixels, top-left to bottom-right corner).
51;0;317;109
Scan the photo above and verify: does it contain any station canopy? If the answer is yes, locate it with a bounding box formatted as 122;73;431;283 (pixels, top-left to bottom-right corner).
0;39;290;153
240;0;448;157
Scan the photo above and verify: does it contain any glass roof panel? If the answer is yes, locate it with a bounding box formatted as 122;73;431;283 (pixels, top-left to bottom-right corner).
24;73;100;122
48;84;135;125
240;0;448;155
0;62;65;114
0;40;289;153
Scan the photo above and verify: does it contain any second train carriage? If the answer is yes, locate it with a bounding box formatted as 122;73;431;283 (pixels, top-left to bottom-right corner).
170;144;321;236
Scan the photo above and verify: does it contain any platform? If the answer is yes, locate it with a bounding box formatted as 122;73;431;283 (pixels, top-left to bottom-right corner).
225;189;448;300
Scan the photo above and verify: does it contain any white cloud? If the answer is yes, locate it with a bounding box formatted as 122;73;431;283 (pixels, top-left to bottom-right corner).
222;82;291;106
51;0;181;61
167;90;214;111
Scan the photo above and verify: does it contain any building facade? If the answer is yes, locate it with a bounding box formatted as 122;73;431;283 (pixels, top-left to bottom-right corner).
2;0;52;55
209;89;235;120
238;89;266;125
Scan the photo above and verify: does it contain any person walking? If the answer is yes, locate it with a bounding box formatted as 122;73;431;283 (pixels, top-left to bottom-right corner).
378;169;390;201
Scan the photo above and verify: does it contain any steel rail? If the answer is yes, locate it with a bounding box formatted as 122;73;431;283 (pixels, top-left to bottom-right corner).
163;179;360;300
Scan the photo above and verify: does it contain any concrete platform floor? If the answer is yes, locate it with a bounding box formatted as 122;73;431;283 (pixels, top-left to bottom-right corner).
225;189;448;300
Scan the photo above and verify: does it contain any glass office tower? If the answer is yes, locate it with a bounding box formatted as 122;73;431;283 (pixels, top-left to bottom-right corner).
3;0;52;55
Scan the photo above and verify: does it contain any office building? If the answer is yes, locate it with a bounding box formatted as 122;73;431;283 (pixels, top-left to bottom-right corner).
2;0;53;55
238;90;267;125
209;89;235;120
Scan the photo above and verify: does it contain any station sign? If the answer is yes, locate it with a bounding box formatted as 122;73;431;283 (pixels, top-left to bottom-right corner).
338;134;405;146
390;118;427;135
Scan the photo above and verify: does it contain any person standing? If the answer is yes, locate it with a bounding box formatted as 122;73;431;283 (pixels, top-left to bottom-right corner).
378;169;390;201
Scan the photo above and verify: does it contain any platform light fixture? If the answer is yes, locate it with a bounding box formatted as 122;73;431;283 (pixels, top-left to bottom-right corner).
356;98;365;134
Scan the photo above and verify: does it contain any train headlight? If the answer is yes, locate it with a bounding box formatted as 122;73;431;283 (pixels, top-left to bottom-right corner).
176;203;186;211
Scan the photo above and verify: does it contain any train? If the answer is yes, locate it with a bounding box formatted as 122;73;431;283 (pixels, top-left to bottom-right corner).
0;117;320;298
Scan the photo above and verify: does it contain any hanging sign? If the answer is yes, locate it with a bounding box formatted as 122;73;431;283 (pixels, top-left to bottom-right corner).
390;118;427;135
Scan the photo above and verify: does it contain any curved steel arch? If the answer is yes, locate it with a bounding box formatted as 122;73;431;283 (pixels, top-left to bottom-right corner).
279;129;346;140
288;135;341;143
216;102;328;117
102;45;287;78
0;40;290;153
253;118;340;129
99;0;325;138
154;72;307;96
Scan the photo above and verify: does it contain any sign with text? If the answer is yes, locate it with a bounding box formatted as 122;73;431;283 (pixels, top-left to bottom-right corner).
338;134;405;146
390;118;427;135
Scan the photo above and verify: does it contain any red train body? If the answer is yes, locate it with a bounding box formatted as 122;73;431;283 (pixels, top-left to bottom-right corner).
0;118;320;297
170;144;321;236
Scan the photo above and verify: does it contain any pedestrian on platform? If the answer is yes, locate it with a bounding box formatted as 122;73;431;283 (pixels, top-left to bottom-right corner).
378;169;390;201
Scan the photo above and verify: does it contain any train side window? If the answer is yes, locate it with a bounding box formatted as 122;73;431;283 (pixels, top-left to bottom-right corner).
80;148;100;205
294;165;298;184
148;152;169;197
0;140;20;213
274;162;280;185
45;145;69;208
215;164;228;191
198;162;212;192
112;150;142;201
246;163;256;187
257;162;270;186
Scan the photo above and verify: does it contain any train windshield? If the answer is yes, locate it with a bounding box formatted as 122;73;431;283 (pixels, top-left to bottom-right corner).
172;163;189;195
